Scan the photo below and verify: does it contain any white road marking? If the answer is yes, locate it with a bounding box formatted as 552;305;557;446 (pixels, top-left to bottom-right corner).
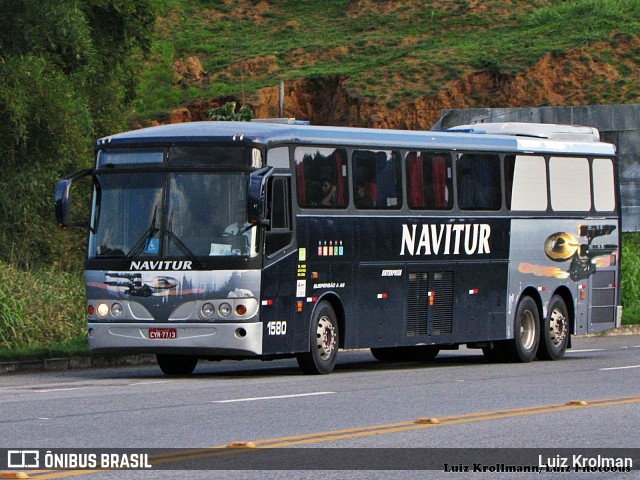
566;349;605;353
599;364;640;371
212;392;335;403
33;386;91;393
128;380;170;386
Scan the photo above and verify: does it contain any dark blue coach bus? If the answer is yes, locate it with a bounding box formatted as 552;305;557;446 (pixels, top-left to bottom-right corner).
55;120;621;375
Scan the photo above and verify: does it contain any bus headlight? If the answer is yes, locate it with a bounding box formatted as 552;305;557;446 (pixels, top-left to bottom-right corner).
218;302;232;317
111;302;124;317
201;302;215;318
97;303;109;318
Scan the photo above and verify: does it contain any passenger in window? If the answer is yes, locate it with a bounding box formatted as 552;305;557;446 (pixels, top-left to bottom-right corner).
320;178;337;206
355;180;373;208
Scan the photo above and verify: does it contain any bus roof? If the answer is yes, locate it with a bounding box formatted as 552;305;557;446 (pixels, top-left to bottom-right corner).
447;122;601;142
97;121;616;156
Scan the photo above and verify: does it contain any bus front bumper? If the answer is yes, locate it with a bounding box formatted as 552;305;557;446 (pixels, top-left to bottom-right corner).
87;322;263;357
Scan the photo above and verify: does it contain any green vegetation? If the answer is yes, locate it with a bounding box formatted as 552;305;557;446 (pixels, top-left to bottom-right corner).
206;102;254;121
0;1;155;355
0;337;89;363
134;0;640;117
0;0;156;269
622;233;640;324
0;1;638;360
0;262;85;350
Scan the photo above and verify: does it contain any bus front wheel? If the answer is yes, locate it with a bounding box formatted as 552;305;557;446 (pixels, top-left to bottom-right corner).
296;301;339;375
503;296;540;363
156;354;198;375
537;295;570;360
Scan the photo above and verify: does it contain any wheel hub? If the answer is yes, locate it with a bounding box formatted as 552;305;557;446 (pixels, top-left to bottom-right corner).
520;310;536;350
316;316;336;360
549;308;567;346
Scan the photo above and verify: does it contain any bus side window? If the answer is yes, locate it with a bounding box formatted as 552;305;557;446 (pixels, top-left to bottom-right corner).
406;151;452;210
549;156;590;211
295;146;348;209
506;155;548;211
457;153;501;210
352;149;402;209
592;158;616;212
265;176;292;257
267;146;290;168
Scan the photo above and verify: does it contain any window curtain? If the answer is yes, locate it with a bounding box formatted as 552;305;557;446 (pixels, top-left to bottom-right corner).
407;152;424;208
334;150;345;206
432;156;447;208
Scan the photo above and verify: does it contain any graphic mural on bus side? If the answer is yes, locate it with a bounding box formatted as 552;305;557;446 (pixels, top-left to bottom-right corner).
85;269;260;321
517;224;618;281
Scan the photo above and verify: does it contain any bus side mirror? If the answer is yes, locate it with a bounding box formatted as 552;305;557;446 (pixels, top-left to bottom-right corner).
55;168;92;228
247;166;274;225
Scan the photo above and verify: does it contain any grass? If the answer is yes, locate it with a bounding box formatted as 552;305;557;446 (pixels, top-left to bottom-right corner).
131;0;640;119
0;262;85;350
0;336;88;362
622;232;640;324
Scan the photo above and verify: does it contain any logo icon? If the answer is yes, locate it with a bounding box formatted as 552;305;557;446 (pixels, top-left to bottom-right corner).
8;450;40;468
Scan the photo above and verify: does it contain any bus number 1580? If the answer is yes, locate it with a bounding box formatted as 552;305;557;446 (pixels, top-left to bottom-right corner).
267;321;287;335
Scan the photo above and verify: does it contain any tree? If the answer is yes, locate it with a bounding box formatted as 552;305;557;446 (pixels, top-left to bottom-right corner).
0;0;156;268
207;102;255;121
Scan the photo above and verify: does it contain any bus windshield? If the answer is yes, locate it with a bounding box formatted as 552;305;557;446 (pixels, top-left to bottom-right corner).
89;171;257;259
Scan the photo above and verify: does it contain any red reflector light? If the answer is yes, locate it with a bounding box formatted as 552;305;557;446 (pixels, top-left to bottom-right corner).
87;305;95;315
236;304;247;315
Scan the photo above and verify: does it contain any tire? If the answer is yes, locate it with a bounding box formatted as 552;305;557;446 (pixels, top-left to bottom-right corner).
371;346;439;363
296;301;339;375
537;295;570;360
156;354;198;375
502;296;540;363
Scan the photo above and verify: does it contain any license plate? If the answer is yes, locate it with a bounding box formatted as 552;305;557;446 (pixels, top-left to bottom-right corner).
149;328;177;339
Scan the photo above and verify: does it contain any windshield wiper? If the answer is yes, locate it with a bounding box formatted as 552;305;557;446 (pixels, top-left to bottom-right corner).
121;206;159;266
166;212;203;269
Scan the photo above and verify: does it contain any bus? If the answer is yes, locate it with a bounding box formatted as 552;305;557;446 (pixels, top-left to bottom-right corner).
55;120;621;375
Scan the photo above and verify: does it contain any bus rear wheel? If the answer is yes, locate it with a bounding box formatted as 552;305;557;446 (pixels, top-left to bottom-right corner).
156;354;198;375
502;296;540;363
537;295;570;360
296;301;339;375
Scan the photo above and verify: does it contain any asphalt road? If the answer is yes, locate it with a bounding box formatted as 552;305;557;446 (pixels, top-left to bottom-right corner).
0;334;638;479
